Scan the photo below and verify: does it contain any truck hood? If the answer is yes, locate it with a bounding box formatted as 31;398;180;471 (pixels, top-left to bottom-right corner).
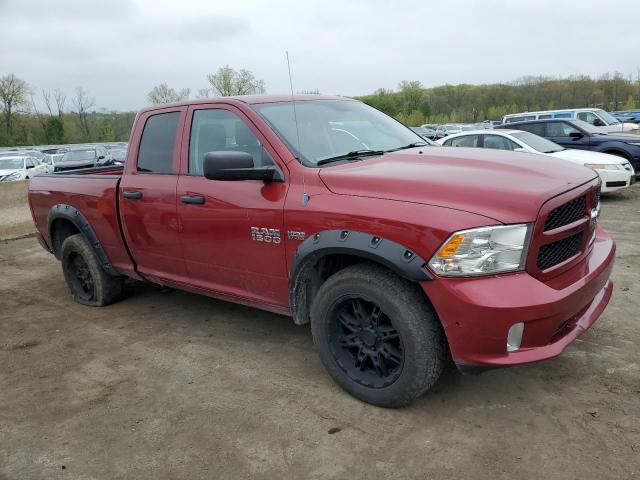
318;147;597;224
0;169;22;179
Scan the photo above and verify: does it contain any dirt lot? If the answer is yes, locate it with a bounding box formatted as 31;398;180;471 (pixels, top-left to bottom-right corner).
1;186;639;480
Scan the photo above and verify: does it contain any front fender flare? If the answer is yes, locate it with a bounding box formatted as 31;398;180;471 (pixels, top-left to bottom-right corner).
289;229;431;325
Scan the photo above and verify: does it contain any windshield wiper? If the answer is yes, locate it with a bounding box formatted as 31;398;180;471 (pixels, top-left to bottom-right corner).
316;149;384;166
385;142;428;152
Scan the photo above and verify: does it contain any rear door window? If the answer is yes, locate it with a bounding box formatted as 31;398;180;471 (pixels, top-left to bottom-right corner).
137;112;180;173
545;122;581;137
513;123;545;136
482;135;519;151
447;135;480;147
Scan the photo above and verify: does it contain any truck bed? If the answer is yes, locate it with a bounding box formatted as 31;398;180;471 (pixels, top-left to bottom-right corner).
28;166;136;276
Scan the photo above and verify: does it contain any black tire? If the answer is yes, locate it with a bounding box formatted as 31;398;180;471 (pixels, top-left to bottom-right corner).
60;234;123;306
310;263;446;408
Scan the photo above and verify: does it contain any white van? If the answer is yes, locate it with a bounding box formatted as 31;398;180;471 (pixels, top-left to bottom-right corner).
502;108;638;133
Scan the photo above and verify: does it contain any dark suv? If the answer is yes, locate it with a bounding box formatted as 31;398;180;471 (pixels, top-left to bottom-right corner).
496;118;640;172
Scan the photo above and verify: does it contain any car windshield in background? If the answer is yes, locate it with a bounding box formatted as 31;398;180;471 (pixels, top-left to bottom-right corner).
0;158;24;169
595;109;619;125
111;149;127;161
62;150;96;162
511;131;564;153
251;100;425;166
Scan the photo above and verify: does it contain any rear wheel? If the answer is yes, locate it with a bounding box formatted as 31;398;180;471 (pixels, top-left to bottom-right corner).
61;234;123;306
310;263;445;407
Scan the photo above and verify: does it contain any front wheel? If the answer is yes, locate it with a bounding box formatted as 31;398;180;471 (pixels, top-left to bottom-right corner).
61;234;123;306
310;263;446;407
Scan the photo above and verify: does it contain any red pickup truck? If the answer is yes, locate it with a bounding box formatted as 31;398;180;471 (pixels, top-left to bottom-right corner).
28;95;615;407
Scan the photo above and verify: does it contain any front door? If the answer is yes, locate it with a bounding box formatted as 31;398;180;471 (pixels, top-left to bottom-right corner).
544;121;591;150
119;108;188;283
176;105;290;307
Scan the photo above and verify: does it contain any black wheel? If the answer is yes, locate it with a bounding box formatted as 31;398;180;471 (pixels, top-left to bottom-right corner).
61;234;123;306
311;263;446;407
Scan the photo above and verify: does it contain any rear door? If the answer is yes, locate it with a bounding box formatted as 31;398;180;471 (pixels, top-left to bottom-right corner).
119;107;189;283
176;103;290;307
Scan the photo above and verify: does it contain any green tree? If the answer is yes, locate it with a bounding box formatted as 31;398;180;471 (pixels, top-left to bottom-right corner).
206;65;265;96
43;116;65;143
405;110;425;127
97;117;115;142
622;95;636;110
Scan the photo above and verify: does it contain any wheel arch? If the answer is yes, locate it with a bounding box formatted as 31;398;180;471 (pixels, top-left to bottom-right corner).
289;230;432;325
47;204;119;276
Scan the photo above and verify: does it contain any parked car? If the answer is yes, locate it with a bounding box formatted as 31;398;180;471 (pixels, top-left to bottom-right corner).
438;129;634;193
411;126;437;140
29;94;613;407
502;108;638;133
495;118;640;172
435;124;462;138
0;155;48;182
110;148;127;165
610;110;640;123
55;146;111;171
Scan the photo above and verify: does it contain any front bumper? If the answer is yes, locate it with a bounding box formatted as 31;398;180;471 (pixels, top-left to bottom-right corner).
597;169;633;192
421;227;615;370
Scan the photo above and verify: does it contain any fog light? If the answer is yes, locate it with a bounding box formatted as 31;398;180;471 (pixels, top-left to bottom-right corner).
507;322;524;352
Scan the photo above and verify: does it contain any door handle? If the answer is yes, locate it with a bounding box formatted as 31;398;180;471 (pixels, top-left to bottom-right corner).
180;194;205;205
123;191;142;200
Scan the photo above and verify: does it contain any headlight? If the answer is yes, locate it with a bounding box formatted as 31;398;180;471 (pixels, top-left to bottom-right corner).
584;163;624;171
1;171;22;182
429;224;532;277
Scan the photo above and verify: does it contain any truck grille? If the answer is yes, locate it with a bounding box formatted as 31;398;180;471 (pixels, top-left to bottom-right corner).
544;195;586;231
537;232;583;270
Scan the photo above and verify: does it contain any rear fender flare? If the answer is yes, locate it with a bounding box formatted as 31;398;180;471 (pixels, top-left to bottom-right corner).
47;204;118;276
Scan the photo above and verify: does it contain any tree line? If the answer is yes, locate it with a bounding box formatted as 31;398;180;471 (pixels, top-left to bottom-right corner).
1;69;639;147
358;72;640;126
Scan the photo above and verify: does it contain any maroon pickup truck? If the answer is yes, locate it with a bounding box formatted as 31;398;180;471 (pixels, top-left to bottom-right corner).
28;95;615;407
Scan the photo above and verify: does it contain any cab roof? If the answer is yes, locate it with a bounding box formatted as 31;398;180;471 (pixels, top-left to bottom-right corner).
140;94;354;114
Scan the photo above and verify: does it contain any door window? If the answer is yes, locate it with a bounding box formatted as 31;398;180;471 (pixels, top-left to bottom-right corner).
577;111;598;125
137;112;180;173
482;135;519;150
189;109;274;175
545;122;581;137
513;123;545;136
446;135;480;147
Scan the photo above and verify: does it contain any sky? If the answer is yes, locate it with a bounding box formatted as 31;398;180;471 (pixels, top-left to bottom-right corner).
1;0;639;112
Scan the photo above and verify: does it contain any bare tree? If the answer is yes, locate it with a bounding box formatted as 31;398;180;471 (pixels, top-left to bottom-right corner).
196;88;212;99
0;73;29;137
53;88;66;116
147;83;191;104
42;89;54;116
72;87;95;137
206;65;265;96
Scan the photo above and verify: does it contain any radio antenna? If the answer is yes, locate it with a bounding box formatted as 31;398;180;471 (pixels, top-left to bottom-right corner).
286;50;309;206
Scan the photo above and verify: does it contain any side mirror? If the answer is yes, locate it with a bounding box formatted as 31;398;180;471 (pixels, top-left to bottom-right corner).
592;119;605;127
569;131;584;139
203;151;283;182
513;147;526;152
26;164;35;169
98;155;105;160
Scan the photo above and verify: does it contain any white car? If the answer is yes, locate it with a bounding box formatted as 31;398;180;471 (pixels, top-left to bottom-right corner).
0;156;49;182
502;108;638;133
437;129;635;193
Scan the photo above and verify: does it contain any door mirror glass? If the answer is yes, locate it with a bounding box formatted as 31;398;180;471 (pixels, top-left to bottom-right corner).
569;131;584;139
203;151;282;182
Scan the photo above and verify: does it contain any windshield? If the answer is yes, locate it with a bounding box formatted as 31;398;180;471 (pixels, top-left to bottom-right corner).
571;119;608;135
0;158;25;170
251;100;425;166
594;109;619;125
511;131;564;153
62;150;96;162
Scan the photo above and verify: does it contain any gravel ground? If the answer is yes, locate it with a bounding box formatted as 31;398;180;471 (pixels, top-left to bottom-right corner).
0;185;639;480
